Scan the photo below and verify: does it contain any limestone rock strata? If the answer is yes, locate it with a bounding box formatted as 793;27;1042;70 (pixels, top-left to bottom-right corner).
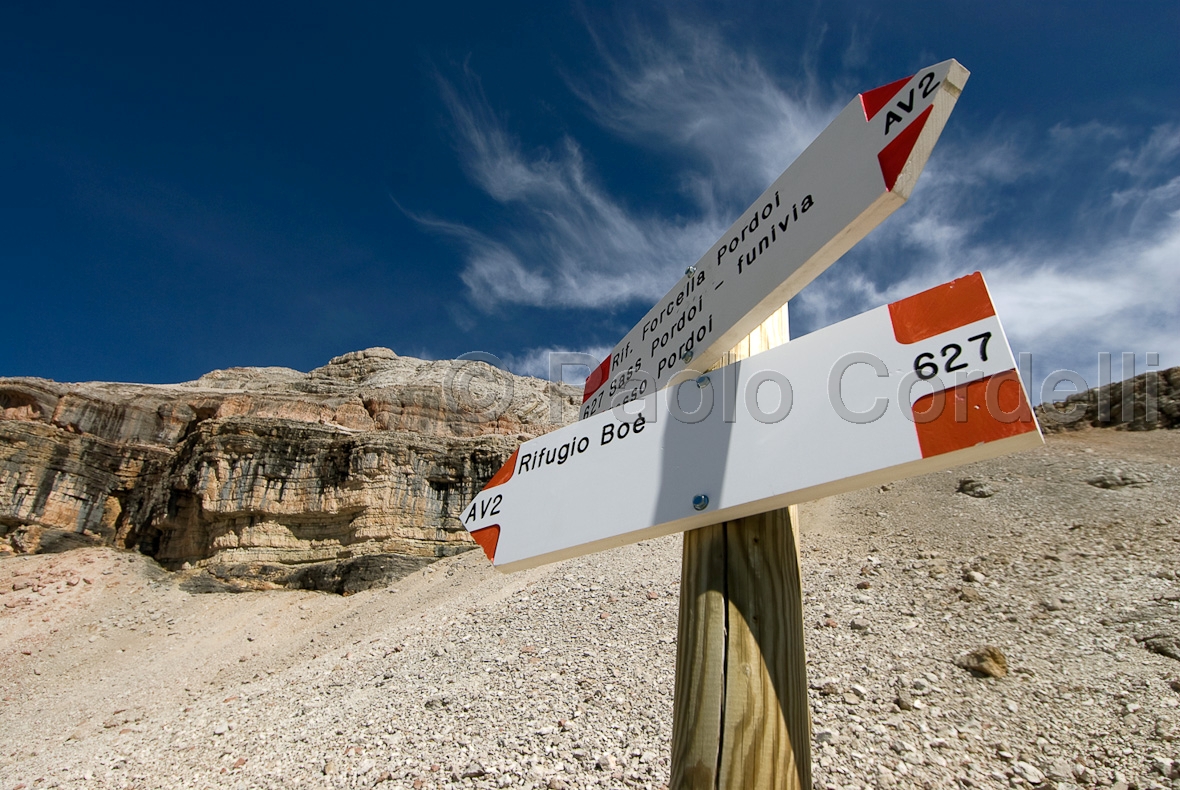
0;348;578;589
1036;366;1180;432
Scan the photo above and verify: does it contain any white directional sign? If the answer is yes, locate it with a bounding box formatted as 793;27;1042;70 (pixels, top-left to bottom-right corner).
464;273;1041;572
580;59;970;420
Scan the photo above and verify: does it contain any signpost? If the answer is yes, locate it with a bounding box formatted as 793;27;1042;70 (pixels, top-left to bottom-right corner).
457;59;1033;789
462;273;1041;570
579;59;970;420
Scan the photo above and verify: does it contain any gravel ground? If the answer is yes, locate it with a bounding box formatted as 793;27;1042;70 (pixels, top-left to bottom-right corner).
1;428;1178;790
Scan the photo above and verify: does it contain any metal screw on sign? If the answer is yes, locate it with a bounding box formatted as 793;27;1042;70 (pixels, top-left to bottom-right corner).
681;349;694;364
695;375;711;389
685;265;696;277
692;494;710;511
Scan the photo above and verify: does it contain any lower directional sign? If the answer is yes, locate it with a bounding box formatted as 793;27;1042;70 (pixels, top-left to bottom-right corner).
462;273;1042;572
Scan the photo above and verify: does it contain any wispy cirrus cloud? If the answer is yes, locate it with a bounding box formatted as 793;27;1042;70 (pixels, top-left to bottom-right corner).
424;65;724;312
417;15;1179;388
499;345;614;384
569;18;839;206
419;21;840;316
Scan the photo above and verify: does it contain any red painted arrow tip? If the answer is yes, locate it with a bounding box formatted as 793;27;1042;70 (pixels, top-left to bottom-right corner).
877;104;933;191
483;448;519;490
860;74;913;121
470;525;501;563
583;356;611;403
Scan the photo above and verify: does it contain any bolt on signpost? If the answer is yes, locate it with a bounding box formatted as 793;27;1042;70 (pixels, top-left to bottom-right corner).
458;60;1041;789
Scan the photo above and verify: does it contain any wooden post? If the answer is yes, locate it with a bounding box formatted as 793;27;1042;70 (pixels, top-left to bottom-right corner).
670;305;811;790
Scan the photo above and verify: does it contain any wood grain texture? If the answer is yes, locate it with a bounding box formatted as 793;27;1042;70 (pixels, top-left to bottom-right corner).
714;304;789;367
671;523;728;786
670;304;811;790
716;505;809;788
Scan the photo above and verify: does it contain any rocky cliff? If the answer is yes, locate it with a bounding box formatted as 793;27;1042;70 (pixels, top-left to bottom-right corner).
1036;366;1180;432
4;349;1174;592
0;348;579;592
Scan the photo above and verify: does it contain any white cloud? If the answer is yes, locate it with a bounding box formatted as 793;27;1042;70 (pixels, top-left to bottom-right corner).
420;21;844;315
570;19;839;202
1112;122;1180;178
1048;120;1124;148
430;65;723;310
989;208;1180;384
500;345;614;384
418;17;1179;397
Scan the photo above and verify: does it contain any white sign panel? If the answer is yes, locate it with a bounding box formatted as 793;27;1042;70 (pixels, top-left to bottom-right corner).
465;273;1041;572
580;59;970;420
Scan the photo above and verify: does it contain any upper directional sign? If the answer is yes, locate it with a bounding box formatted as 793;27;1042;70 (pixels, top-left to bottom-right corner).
466;273;1041;572
580;59;970;420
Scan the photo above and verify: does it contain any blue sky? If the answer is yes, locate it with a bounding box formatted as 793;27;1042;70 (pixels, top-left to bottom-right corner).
2;2;1177;397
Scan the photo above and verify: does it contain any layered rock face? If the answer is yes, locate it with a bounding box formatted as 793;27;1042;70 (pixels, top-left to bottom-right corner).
1036;366;1180;432
0;349;578;591
6;346;1171;592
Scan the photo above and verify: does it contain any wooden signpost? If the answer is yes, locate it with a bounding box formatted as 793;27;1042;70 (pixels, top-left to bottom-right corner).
673;303;806;789
457;60;1035;789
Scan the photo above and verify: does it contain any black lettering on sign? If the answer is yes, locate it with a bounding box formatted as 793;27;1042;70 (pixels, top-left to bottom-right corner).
896;88;915;114
919;71;940;99
914;352;938;381
941;343;966;373
968;332;991;362
884;71;940;136
481;494;502;518
913;331;994;380
581;390;606;420
463;493;503;524
600;414;647;445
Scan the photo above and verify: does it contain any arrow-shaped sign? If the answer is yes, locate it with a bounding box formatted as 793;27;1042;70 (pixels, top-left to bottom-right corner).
466;273;1041;572
580;59;970;420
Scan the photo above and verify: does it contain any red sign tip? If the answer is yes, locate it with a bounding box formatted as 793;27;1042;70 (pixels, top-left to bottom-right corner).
860;75;913;122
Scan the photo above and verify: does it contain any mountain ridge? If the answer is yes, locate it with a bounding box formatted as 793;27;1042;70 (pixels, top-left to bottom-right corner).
0;348;579;593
